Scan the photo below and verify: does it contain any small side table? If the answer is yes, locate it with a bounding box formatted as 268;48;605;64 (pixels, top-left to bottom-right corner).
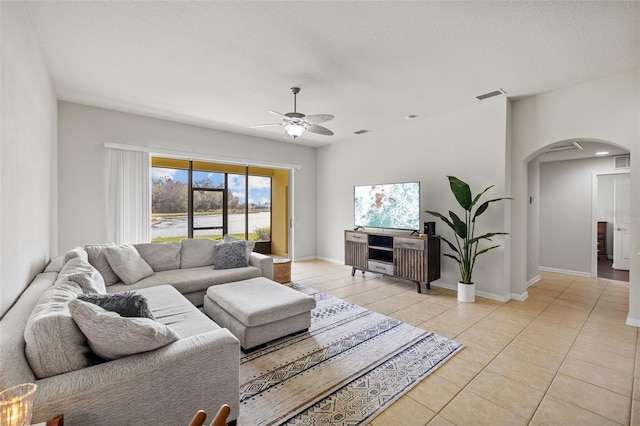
273;258;292;283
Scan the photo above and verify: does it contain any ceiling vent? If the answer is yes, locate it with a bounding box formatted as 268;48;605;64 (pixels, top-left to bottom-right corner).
544;141;583;153
614;154;630;169
476;89;506;101
353;129;369;135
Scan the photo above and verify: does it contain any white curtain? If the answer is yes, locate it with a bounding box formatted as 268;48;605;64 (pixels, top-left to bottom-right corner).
106;148;151;244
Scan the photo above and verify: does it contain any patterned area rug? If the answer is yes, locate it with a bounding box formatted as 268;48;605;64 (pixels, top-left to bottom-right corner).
237;283;463;425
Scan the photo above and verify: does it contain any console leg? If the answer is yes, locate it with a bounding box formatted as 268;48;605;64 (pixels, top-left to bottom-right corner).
351;267;356;276
415;281;422;293
426;282;431;290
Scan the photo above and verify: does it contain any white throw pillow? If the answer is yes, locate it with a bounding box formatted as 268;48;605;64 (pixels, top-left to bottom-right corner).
24;280;93;378
69;298;179;360
103;244;154;285
85;242;121;286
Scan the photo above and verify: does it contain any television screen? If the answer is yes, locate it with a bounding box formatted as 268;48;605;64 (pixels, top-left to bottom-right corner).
354;182;420;231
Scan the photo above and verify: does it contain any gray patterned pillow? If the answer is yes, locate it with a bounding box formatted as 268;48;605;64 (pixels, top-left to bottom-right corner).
223;235;255;260
69;299;179;360
78;292;154;319
213;240;247;270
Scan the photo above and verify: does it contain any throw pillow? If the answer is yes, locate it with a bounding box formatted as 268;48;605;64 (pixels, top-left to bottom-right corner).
85;243;121;286
78;292;155;319
103;244;154;285
179;238;219;269
63;247;89;264
24;280;93;379
69;298;179;360
57;257;106;294
133;242;181;272
223;234;255;260
213;240;247;270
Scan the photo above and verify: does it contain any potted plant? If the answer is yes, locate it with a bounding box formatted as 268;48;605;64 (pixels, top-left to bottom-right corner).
425;176;510;302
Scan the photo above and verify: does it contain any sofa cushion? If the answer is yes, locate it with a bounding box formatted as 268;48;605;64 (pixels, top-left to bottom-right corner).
78;292;155;319
104;244;154;285
24;280;93;379
137;285;221;338
85;242;121;286
152;266;262;295
213;240;247;269
180;238;219;269
57;257;106;294
134;242;181;272
69;298;179;360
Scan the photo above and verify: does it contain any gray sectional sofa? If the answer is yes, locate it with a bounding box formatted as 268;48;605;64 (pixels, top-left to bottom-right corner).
0;238;274;425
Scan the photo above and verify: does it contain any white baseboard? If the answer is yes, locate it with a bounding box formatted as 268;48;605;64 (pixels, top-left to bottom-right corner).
315;256;343;264
294;255;318;262
626;315;640;328
527;275;541;288
429;280;511;302
509;291;529;301
539;266;591;278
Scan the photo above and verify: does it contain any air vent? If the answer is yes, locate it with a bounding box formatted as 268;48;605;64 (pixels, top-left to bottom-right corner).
476;89;506;100
545;141;583;153
614;154;630;169
354;129;369;135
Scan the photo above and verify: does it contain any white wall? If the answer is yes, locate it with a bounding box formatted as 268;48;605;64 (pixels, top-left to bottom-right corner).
0;2;58;318
539;156;617;275
510;69;640;324
317;98;511;300
527;158;540;282
597;174;615;257
57;102;318;260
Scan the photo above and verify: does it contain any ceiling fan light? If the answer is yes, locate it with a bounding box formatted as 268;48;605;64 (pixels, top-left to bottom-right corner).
285;123;305;139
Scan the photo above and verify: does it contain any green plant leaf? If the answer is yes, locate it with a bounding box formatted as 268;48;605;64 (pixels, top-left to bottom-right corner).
472;197;513;221
470;185;494;208
425;210;455;231
448;176;472;211
472;245;501;262
439;236;460;254
444;253;461;263
465;232;509;248
449;211;467;239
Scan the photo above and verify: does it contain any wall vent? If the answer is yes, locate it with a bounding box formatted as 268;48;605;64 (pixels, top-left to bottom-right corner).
354;129;369;135
476;89;506;100
545;141;583;153
614;154;630;169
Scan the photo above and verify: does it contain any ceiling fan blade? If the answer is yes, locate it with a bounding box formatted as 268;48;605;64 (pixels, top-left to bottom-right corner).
304;114;334;124
306;124;334;136
268;110;287;118
250;123;282;128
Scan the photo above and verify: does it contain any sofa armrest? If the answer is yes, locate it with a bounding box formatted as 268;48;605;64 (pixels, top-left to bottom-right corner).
32;329;240;425
250;252;274;280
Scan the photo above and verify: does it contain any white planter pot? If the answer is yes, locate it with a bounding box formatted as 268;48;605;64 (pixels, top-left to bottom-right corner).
457;282;475;303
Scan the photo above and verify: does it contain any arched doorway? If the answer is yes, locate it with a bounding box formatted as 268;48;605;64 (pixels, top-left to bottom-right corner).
525;139;630;284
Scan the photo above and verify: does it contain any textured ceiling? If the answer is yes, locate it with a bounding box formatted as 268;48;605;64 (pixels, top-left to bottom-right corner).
25;1;640;147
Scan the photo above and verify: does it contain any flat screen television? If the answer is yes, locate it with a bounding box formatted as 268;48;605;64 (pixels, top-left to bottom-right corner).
354;181;420;231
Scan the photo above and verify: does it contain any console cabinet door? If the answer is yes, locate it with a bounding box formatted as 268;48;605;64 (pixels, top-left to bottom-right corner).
393;238;426;282
345;232;368;270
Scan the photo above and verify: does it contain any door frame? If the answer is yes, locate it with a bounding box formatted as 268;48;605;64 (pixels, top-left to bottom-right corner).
591;169;630;277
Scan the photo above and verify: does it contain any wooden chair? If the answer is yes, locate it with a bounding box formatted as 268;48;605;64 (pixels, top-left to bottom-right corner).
188;404;231;426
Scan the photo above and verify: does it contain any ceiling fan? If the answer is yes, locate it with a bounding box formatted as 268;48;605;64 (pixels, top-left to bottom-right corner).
251;87;334;139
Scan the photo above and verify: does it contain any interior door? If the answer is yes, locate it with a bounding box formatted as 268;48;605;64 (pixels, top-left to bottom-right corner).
613;175;631;270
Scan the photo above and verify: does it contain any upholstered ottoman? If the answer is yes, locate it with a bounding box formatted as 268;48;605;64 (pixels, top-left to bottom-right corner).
203;277;316;352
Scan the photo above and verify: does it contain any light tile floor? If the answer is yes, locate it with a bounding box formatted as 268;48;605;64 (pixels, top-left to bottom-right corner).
290;260;639;426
